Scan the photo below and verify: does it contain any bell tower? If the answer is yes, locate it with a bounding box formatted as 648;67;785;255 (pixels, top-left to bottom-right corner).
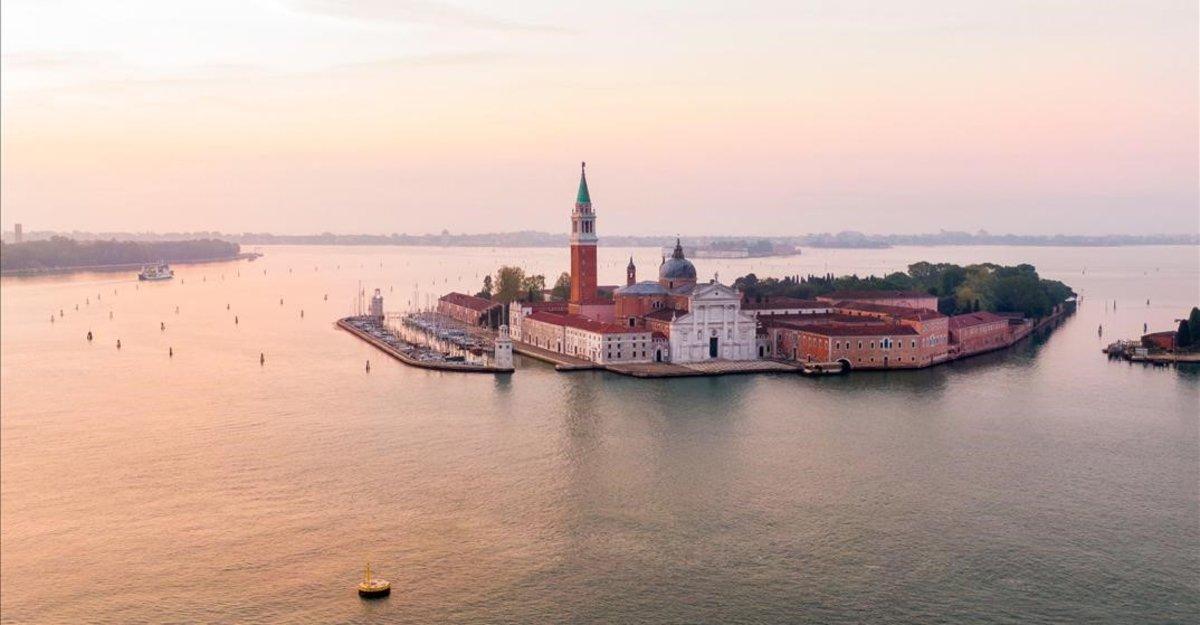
626;257;636;286
568;162;598;314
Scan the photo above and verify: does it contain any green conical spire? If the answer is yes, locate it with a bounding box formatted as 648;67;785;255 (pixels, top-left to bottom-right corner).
576;161;591;204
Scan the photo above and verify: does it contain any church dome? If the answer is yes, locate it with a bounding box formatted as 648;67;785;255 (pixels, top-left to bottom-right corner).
659;239;697;281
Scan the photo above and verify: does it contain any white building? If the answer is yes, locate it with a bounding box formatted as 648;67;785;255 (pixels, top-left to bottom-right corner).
666;282;758;362
493;325;514;369
521;311;653;364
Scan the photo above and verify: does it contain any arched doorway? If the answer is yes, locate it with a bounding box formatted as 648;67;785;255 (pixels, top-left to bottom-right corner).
837;358;852;372
655;349;662;363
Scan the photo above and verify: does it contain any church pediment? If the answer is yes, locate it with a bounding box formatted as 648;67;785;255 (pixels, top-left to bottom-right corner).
691;282;739;301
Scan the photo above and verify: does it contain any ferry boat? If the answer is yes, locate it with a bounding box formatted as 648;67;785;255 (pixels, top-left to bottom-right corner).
138;263;174;281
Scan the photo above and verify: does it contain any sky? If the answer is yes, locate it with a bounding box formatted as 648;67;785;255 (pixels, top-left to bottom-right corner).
1;0;1196;236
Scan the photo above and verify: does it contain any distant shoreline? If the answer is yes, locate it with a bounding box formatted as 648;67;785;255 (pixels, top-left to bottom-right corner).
4;231;1197;249
0;252;260;277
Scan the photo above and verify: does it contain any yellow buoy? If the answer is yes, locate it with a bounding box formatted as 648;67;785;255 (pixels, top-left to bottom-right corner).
357;562;390;598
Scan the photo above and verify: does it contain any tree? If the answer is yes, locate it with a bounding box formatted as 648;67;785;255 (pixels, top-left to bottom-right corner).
475;275;493;299
493;266;526;303
1189;307;1200;347
1178;320;1192;349
550;272;571;301
522;274;546;302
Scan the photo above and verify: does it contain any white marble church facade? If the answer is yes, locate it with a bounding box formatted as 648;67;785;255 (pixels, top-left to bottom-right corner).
667;282;759;363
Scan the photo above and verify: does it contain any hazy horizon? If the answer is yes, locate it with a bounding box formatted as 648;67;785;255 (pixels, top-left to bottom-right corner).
2;1;1197;236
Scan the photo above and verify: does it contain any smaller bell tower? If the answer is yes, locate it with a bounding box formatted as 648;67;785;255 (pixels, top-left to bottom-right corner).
626;257;637;286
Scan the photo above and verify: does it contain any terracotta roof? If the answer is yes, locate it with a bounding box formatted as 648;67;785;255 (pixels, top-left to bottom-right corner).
528;300;568;312
741;297;827;310
760;313;884;328
643;308;681;321
788;324;918;337
820;290;935;301
835;301;945;321
948;311;1007;330
439;292;500;312
525;311;643;335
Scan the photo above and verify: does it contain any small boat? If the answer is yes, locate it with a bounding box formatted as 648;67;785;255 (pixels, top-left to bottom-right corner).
138;263;174;281
357;563;390;598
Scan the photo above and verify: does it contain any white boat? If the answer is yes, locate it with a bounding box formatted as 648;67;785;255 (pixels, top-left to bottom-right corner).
138;263;174;281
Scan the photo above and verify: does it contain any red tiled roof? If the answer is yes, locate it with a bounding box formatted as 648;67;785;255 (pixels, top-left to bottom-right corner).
819;290;935;301
643;308;682;321
788;324;918;337
760;313;885;328
948;311;1006;330
525;311;643;335
439;292;500;312
741;297;827;310
528;300;569;312
835;301;945;321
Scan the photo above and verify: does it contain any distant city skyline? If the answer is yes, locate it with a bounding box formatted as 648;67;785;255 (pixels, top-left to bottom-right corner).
2;1;1197;236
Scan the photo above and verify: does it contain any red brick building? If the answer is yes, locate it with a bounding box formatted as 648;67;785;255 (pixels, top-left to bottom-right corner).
948;311;1010;357
437;292;503;328
1141;331;1177;351
767;322;926;368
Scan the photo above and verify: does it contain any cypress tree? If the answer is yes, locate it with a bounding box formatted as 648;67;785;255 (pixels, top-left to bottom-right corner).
1177;319;1192;348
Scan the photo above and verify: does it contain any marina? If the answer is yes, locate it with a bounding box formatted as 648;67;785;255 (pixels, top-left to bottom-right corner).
337;315;513;374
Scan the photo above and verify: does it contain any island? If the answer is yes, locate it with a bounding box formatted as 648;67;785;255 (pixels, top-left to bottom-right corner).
392;164;1077;378
0;237;254;275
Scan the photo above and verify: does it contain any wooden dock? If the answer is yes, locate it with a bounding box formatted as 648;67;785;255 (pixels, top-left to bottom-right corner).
338;318;513;374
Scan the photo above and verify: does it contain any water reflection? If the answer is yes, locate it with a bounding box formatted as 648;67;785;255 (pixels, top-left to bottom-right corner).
1;244;1197;624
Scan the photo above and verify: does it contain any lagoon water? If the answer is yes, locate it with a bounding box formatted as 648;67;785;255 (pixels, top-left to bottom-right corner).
1;244;1197;624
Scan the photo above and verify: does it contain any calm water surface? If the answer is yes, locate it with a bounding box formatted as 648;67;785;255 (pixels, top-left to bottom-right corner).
2;245;1197;624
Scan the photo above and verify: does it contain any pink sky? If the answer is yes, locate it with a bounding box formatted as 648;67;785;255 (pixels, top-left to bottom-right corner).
1;0;1196;236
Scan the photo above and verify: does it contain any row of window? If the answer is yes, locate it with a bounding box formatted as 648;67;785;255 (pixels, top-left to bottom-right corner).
606;350;653;360
832;339;918;350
